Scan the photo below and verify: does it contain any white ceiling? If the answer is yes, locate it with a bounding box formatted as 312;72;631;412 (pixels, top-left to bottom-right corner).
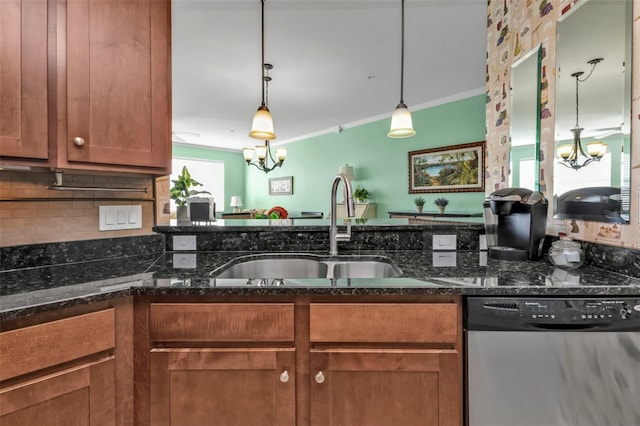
171;0;488;151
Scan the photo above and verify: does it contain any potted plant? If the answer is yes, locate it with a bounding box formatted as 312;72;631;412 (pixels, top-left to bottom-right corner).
353;186;370;203
414;196;426;213
170;166;211;224
434;197;449;214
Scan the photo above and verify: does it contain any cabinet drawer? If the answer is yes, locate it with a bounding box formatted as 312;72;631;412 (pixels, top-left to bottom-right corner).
150;303;295;343
310;303;458;344
0;309;115;381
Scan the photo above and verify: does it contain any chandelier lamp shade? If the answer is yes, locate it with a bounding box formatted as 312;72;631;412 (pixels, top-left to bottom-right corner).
243;141;287;173
557;58;607;170
388;0;415;138
249;0;276;141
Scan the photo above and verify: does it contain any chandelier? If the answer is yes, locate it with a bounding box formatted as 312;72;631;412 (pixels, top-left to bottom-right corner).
557;58;607;170
243;63;287;173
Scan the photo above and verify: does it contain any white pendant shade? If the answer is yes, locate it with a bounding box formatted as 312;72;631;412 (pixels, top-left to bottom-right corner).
243;147;255;162
275;147;287;162
586;141;606;158
255;145;267;160
249;106;276;140
388;104;416;138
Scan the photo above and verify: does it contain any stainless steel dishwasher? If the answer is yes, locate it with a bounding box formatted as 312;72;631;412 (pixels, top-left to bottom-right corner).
466;297;640;426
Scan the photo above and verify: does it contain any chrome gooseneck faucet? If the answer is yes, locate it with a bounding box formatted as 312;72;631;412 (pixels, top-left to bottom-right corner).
329;173;355;255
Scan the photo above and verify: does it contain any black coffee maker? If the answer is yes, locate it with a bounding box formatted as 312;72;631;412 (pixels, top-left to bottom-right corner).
483;188;548;261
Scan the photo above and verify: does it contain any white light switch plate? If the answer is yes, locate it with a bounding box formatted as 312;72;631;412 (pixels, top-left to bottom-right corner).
173;235;197;251
479;234;488;250
99;205;142;231
432;234;456;250
173;253;197;269
432;251;457;267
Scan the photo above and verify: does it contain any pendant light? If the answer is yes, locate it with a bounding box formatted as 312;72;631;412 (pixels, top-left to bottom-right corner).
388;0;416;138
249;0;276;140
243;64;287;173
557;58;606;170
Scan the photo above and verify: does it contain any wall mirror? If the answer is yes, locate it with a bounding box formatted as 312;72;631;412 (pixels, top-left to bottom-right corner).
509;44;541;192
553;0;631;224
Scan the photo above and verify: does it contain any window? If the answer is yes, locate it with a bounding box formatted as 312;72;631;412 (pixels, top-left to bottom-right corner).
170;158;224;214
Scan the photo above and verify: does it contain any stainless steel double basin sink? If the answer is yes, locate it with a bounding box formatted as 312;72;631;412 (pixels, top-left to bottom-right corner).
210;253;402;280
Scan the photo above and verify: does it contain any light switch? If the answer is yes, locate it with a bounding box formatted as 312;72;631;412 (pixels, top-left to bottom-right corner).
117;211;126;224
105;211;115;225
432;235;456;250
433;251;457;267
128;209;138;224
479;234;488;250
173;235;197;251
479;251;488;266
173;253;197;269
99;205;142;231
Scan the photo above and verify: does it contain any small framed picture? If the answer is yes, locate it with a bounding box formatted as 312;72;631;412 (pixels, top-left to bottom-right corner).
269;176;293;195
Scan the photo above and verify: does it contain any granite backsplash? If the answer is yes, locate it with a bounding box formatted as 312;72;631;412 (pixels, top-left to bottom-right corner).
1;228;638;278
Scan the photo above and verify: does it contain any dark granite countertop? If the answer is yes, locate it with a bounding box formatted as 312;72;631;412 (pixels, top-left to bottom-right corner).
2;249;639;321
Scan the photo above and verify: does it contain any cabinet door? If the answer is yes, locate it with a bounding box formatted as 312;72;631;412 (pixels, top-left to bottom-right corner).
310;349;461;426
0;0;49;161
0;357;115;425
150;348;295;426
65;0;170;170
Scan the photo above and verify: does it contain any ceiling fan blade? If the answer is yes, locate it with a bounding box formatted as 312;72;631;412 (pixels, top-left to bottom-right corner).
171;131;201;143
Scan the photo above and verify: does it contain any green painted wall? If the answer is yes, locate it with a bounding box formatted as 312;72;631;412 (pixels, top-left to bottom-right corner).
174;94;487;216
245;94;487;217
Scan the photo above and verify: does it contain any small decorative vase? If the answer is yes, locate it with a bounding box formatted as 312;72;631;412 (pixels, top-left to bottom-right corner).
438;206;446;214
176;205;190;225
416;205;423;213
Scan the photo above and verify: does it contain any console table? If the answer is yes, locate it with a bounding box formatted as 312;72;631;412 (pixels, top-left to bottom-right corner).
388;211;482;219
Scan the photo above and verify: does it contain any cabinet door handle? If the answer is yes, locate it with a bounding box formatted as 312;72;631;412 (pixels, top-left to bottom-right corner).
315;371;325;384
279;370;289;383
73;137;85;146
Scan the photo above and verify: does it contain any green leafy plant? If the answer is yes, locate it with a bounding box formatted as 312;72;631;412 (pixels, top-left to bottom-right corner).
170;166;211;207
414;196;426;207
434;197;449;207
353;186;370;202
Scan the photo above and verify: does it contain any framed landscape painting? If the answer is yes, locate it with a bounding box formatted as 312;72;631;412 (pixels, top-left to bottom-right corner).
408;141;485;193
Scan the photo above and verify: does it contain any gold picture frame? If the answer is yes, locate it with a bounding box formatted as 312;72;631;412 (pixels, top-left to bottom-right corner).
408;141;485;193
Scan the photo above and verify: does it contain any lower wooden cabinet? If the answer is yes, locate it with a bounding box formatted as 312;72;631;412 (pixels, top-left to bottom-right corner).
310;349;460;426
0;354;116;426
0;301;134;426
308;302;462;426
145;299;462;426
150;348;295;426
1;297;461;425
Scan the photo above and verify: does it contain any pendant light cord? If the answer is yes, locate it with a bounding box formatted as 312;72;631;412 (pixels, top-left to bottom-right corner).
399;0;405;104
574;74;580;128
260;0;266;107
573;59;601;128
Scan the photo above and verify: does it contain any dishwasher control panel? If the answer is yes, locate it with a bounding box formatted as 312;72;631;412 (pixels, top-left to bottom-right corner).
520;299;639;324
466;297;640;331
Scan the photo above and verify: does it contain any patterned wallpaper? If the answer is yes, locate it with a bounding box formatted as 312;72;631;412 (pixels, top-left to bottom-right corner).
485;0;639;249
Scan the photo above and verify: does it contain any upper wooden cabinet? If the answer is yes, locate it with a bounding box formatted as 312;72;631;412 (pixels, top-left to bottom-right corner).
60;0;171;173
0;0;49;162
0;0;171;175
